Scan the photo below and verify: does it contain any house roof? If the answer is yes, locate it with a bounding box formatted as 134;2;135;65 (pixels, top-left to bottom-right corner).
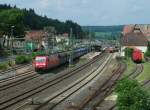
123;25;135;35
62;33;69;37
121;32;148;46
140;25;150;37
123;24;150;38
25;30;49;40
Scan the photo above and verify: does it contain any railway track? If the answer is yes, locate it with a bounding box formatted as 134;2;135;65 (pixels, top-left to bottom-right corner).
79;63;126;110
0;70;37;91
143;79;150;87
0;63;32;82
107;105;116;110
107;79;150;110
27;54;113;110
108;80;150;110
81;63;143;110
0;63;31;75
128;64;143;79
0;69;34;83
96;63;145;110
0;53;107;110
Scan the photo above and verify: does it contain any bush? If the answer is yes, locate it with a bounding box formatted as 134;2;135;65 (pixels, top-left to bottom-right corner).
145;51;150;57
15;55;31;64
145;42;150;57
124;48;133;58
7;60;15;67
0;63;8;70
31;51;45;59
116;78;150;110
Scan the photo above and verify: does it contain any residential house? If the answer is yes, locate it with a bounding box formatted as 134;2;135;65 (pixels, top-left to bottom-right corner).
121;25;148;56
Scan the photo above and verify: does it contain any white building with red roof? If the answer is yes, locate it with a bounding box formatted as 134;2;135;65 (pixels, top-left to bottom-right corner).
121;25;148;56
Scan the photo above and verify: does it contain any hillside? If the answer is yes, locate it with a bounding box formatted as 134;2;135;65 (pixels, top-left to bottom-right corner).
0;4;83;38
82;25;124;32
82;26;123;40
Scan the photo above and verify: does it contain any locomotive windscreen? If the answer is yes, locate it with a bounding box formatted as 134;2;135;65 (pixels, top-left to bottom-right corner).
35;57;46;63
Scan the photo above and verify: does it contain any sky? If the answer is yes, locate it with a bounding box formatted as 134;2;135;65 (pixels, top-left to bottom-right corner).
0;0;150;26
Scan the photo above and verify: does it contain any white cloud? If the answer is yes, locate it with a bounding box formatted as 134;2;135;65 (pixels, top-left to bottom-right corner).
39;0;49;8
0;0;150;25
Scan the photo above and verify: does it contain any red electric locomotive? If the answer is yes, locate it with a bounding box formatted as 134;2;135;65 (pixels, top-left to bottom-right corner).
132;49;143;63
34;55;60;71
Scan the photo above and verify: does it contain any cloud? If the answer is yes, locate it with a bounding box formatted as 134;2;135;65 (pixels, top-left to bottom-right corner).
0;0;150;25
39;0;49;8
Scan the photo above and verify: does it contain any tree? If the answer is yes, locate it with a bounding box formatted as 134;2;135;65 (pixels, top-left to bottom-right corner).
147;42;150;51
0;9;25;36
65;20;83;38
91;32;96;39
145;42;150;57
124;47;133;58
116;78;150;110
0;4;84;38
44;26;56;34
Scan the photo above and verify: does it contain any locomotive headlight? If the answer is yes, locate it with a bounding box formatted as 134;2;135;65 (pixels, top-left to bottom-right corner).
36;64;39;66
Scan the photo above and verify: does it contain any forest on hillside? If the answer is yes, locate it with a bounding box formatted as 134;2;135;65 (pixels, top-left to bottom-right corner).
0;4;84;38
82;25;124;32
82;26;123;40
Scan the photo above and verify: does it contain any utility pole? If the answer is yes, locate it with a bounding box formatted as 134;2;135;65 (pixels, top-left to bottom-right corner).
69;28;73;67
52;31;55;53
10;25;15;73
88;32;90;52
119;33;122;57
89;31;92;52
47;32;51;54
11;26;15;59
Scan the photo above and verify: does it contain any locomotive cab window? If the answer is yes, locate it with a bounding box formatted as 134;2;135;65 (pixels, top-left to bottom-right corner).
35;57;46;63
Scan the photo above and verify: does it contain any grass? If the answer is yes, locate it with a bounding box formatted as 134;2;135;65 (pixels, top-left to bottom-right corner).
136;62;150;82
0;63;8;71
0;60;16;71
135;62;150;93
123;58;136;76
123;59;150;82
15;55;32;64
109;59;150;109
123;59;150;92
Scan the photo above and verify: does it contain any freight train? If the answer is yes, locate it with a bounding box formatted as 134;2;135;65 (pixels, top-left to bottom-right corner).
93;45;101;52
132;49;143;63
33;48;88;72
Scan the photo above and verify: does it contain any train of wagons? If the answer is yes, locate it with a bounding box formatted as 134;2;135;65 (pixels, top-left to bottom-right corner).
105;47;119;53
33;48;89;72
132;49;144;63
